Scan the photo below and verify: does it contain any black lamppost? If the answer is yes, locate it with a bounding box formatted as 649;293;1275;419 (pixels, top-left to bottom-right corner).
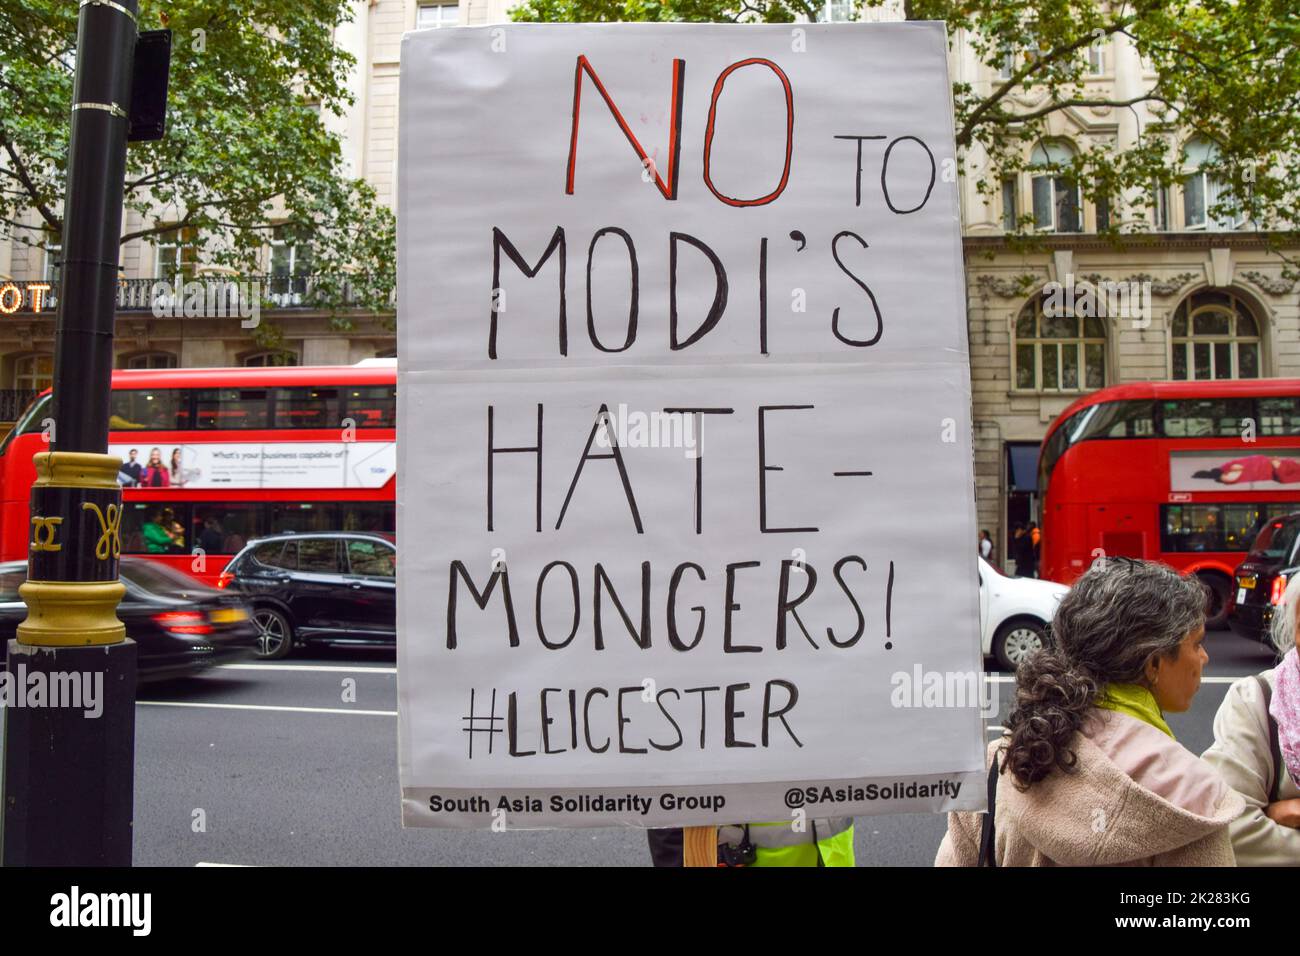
1;0;142;866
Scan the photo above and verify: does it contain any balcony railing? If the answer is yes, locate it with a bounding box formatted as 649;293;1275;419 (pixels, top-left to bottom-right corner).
0;275;390;316
0;388;38;421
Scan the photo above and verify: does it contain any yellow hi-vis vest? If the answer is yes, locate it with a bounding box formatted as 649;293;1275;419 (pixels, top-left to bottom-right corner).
719;818;855;867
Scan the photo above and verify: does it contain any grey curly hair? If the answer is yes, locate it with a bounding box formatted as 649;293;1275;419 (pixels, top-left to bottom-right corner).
1002;558;1207;788
1271;574;1300;655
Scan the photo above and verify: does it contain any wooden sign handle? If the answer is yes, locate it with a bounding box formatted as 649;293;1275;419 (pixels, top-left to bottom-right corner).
683;825;717;867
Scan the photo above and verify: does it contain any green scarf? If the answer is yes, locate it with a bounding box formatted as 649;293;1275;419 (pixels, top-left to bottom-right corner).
1095;683;1174;739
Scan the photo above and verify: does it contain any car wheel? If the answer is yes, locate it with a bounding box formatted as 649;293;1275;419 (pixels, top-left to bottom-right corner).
993;618;1047;671
1198;572;1231;631
252;607;293;660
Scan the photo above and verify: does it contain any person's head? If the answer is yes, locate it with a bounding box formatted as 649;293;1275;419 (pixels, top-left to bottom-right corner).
1270;574;1300;656
205;516;221;530
1003;558;1208;788
1013;522;1025;536
128;449;138;461
980;530;990;541
148;447;162;465
171;448;181;466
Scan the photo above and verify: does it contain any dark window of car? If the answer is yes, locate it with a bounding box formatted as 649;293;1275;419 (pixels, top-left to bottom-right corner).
0;569;25;601
193;388;269;429
1249;518;1300;560
110;389;188;430
1259;397;1300;437
297;539;339;573
347;539;395;577
119;560;213;597
273;386;341;429
1159;398;1256;438
342;385;396;428
250;541;288;568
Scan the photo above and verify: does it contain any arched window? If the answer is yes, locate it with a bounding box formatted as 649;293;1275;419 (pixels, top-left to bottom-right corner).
1014;293;1106;391
1030;140;1081;233
242;350;299;367
121;351;177;370
13;353;53;392
1182;137;1242;230
1171;290;1261;380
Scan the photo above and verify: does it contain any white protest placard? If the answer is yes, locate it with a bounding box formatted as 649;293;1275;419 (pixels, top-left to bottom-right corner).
397;22;986;828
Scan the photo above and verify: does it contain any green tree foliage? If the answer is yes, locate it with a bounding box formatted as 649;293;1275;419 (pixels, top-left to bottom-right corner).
0;0;395;322
511;0;1300;266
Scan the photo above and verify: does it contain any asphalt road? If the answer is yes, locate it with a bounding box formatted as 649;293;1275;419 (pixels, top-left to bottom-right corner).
0;629;1279;866
95;629;1277;867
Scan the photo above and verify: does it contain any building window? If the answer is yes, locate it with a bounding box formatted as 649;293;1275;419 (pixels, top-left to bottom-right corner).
121;351;177;370
1030;140;1082;233
416;1;458;28
1014;293;1106;392
43;237;62;289
998;50;1015;79
155;226;200;281
1182;137;1242;230
269;226;314;303
1001;178;1018;231
14;353;54;392
1095;195;1111;231
242;350;299;368
1152;183;1171;231
1086;39;1107;75
817;0;853;21
1170;290;1261;381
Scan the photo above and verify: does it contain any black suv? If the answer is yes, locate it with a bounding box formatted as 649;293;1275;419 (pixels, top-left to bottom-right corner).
1229;513;1300;645
219;532;396;658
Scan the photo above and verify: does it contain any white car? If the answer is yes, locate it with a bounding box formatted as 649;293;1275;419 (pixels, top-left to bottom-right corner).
978;556;1069;670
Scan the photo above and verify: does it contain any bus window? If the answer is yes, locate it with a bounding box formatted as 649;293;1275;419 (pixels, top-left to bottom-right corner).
343;385;395;427
191;503;265;555
0;391;51;456
270;502;336;534
110;389;187;430
1259;397;1300;436
339;502;395;533
273;387;341;429
1160;398;1255;437
120;502;189;555
193;388;270;429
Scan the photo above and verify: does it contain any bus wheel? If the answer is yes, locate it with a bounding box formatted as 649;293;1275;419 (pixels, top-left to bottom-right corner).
1198;572;1231;631
993;617;1047;672
252;607;293;660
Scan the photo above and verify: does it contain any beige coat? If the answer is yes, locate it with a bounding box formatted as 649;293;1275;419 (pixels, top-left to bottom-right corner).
1201;669;1300;866
937;709;1243;866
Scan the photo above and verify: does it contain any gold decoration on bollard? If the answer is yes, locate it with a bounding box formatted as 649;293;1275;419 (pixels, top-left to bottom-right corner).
18;451;127;647
82;501;122;559
30;515;64;552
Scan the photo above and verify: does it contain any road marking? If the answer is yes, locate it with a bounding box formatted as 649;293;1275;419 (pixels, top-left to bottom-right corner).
195;862;254;867
138;700;396;717
216;663;396;674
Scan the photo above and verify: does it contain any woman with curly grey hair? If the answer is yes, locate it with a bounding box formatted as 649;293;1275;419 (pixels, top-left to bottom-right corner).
1202;574;1300;864
937;558;1243;866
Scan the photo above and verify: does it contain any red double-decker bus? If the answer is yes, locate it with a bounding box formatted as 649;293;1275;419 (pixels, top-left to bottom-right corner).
0;361;395;585
1039;379;1300;627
